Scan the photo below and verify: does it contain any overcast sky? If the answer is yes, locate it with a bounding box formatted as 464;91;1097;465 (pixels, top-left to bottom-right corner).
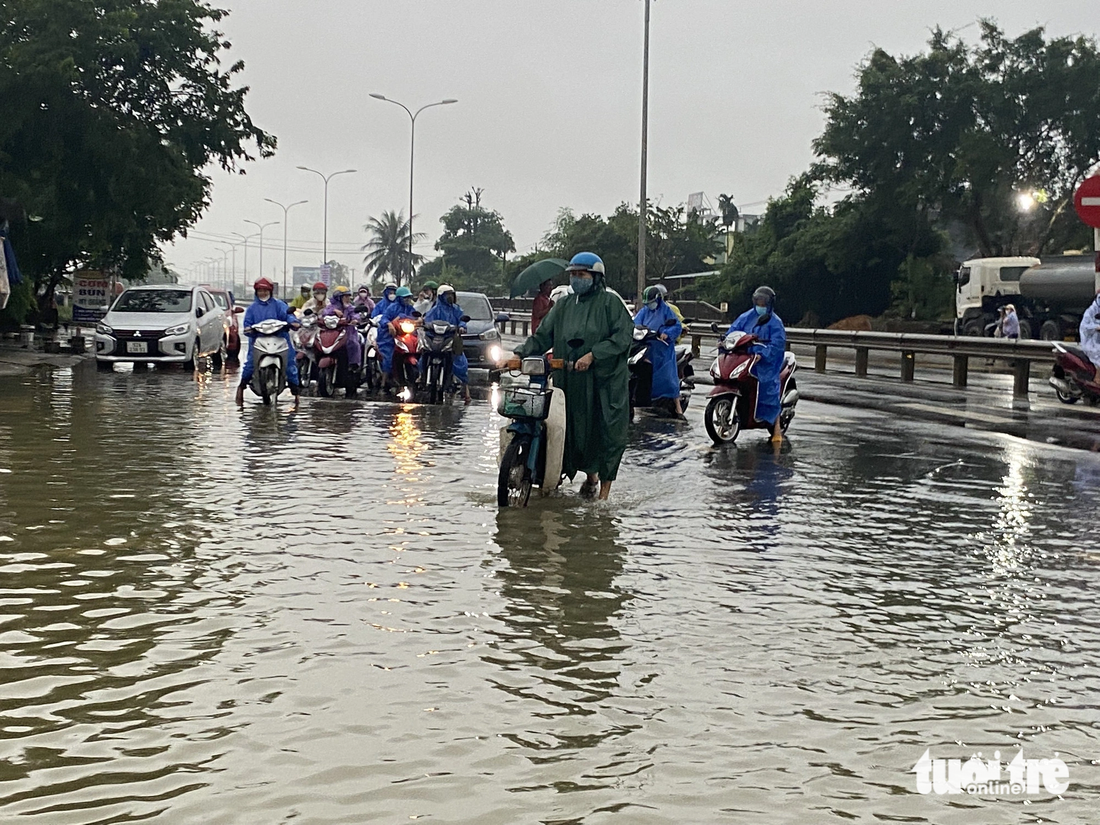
166;0;1098;288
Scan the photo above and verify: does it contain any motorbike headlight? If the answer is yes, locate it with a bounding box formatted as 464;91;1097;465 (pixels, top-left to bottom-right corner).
95;323;113;335
164;323;190;337
731;362;747;378
478;328;500;341
399;321;417;335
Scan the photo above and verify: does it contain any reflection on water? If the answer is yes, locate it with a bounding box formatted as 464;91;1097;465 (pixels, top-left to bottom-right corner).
0;363;1099;823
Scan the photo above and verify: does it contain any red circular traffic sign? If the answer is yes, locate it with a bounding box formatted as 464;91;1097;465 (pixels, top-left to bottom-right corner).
1074;175;1100;227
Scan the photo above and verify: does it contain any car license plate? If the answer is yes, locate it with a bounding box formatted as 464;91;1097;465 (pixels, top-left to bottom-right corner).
126;341;148;354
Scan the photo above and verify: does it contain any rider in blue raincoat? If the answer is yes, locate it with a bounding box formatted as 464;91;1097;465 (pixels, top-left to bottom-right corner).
321;285;363;371
633;285;684;417
421;284;472;402
235;277;301;406
371;281;398;318
725;286;786;438
378;286;417;387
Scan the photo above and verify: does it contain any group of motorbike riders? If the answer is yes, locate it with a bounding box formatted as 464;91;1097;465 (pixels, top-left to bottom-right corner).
234;277;473;407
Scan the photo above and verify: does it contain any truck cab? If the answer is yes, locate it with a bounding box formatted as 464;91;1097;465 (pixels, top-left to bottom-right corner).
955;256;1040;335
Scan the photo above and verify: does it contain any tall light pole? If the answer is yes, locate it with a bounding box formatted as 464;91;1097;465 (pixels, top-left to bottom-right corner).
637;0;651;303
370;93;457;285
264;198;308;297
232;232;258;288
297;167;356;273
244;220;279;293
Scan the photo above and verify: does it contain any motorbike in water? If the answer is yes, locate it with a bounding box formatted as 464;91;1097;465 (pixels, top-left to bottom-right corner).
358;316;383;392
703;324;799;445
1049;342;1100;404
497;355;567;507
293;310;319;390
246;319;292;405
390;316;421;401
420;316;470;405
313;315;357;398
628;320;695;419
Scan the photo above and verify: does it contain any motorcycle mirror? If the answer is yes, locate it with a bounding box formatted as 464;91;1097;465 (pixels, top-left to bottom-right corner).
460;315;471;323
710;322;720;333
303;308;314;316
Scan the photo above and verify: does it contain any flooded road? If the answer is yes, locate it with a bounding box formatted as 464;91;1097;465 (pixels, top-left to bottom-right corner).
1;361;1099;823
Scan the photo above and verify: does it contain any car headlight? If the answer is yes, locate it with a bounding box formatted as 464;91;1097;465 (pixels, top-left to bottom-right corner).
96;323;113;335
164;323;190;337
488;345;503;364
478;328;500;340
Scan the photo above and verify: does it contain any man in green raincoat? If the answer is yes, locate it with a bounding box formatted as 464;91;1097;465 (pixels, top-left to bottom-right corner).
514;252;633;500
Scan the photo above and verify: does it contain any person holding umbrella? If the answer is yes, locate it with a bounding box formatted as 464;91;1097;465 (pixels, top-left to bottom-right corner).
531;278;554;333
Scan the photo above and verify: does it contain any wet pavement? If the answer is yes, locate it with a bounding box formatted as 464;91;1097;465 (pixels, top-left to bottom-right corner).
0;360;1099;823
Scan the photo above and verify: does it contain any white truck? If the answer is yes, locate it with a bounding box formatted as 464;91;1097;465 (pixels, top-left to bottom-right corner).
955;255;1099;339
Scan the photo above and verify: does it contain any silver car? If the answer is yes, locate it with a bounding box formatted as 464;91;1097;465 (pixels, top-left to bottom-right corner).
95;285;227;369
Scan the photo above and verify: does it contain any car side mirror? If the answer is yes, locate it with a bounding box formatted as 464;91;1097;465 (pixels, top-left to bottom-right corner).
495;312;510;323
234;306;244;314
195;307;205;318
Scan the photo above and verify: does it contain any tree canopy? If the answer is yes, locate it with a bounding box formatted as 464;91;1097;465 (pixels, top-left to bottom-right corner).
361;210;424;287
0;0;274;324
418;189;515;292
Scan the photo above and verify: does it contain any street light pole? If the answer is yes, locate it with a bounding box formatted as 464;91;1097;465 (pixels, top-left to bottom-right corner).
232;232;258;288
638;0;651;303
264;198;308;297
297;167;356;275
244;220;279;294
370;93;458;285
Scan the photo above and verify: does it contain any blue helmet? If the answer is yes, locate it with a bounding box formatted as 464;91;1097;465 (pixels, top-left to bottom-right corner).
566;252;605;276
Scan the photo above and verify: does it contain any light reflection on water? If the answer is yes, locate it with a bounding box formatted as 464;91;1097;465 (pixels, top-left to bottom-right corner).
0;364;1098;822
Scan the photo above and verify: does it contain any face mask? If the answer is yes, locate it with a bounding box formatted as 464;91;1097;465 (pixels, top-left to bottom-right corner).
645;300;658;311
754;305;768;317
385;291;395;301
570;276;594;295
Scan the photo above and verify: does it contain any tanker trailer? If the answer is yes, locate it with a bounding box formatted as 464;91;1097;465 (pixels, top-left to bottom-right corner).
1017;256;1100;340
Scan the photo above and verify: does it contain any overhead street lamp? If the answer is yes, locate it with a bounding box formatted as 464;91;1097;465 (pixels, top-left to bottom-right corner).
232;232;259;286
638;0;651;302
264;198;308;297
296;167;356;272
370;93;457;284
244;220;280;290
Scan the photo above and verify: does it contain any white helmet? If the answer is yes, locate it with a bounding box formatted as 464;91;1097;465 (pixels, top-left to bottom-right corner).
549;284;574;303
437;284;456;304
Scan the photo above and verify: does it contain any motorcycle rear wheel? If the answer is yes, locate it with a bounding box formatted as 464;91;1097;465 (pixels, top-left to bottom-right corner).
1056;388;1080;404
780;377;797;432
704;396;740;445
497;436;533;507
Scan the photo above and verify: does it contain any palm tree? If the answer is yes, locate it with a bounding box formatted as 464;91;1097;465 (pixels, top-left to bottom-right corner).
361;210;426;286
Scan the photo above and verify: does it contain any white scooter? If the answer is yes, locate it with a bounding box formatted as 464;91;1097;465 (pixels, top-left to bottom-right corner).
247;319;291;405
496;355;567;507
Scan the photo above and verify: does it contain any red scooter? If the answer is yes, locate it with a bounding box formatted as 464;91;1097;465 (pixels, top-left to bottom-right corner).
313;315;356;398
1050;342;1100;404
703;324;799;444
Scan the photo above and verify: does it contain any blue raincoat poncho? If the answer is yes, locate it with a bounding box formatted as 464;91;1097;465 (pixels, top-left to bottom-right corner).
725;307;786;425
1080;293;1100;372
632;300;682;400
241;292;300;387
321;294;363;367
420;298;469;384
371;287;397;319
378;298;417;374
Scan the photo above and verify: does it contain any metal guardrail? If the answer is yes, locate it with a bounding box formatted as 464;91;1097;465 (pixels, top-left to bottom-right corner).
685;324;1057;398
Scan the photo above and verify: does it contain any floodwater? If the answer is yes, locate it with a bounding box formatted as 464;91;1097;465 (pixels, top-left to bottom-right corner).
1;362;1099;824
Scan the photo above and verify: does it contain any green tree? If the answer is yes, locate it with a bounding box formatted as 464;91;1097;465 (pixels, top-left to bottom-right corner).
0;0;274;326
425;189;515;293
815;21;1100;257
361;210;424;286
